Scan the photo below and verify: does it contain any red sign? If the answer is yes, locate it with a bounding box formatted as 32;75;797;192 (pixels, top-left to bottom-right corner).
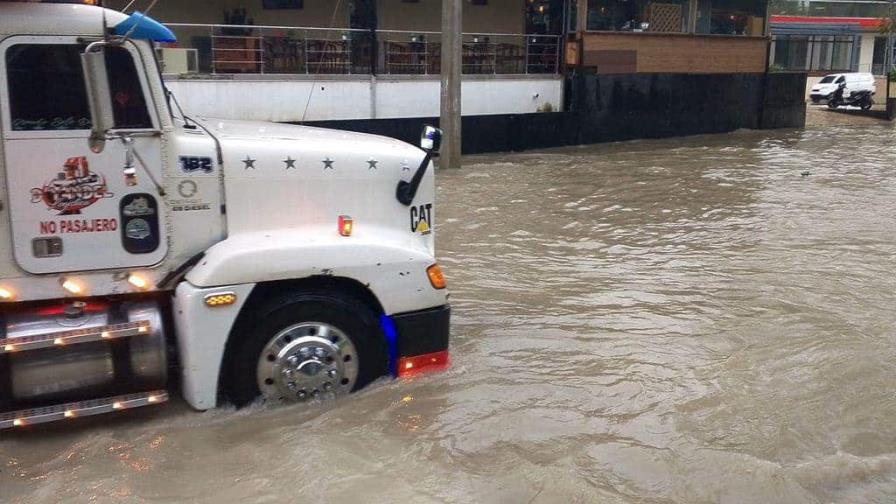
39;219;118;235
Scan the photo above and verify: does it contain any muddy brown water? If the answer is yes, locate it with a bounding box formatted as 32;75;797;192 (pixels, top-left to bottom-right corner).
2;124;896;503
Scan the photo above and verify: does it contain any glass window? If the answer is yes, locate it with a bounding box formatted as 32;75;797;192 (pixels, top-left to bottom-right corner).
105;46;152;129
830;37;852;71
695;0;765;36
872;36;887;75
6;44;91;131
770;35;856;72
820;75;836;84
6;44;151;131
773;35;809;70
587;0;691;33
807;1;888;18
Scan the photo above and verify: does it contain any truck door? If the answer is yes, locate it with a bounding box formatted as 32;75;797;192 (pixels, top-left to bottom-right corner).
0;37;167;274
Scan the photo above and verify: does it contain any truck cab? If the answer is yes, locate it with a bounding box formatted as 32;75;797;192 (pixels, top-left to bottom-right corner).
0;3;449;428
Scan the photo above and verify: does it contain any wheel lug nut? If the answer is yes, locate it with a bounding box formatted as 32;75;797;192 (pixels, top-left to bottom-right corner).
323;382;332;391
287;356;299;367
299;348;312;358
297;390;307;399
327;369;338;378
311;390;320;398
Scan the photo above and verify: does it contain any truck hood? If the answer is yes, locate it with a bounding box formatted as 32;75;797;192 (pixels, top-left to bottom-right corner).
189;118;436;253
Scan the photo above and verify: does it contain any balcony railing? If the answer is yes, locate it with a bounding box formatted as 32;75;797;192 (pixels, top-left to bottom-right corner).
164;24;561;76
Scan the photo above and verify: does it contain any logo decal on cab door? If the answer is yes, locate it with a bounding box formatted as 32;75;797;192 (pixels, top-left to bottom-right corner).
410;203;433;235
30;156;113;215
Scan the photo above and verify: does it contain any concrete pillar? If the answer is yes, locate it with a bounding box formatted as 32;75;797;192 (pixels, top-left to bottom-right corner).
440;0;462;169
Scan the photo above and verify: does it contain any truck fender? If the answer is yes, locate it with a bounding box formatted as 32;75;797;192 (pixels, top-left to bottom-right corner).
173;281;255;410
184;228;447;315
174;229;448;410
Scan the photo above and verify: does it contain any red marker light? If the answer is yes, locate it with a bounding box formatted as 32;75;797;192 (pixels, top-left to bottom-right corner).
338;215;353;237
397;350;450;378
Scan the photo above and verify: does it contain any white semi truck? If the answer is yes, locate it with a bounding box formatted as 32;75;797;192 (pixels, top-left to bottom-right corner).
0;2;450;429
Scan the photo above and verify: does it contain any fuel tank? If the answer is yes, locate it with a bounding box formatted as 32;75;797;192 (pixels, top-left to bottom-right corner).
0;300;167;410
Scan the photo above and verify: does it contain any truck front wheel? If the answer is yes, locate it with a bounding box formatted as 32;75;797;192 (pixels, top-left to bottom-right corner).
223;291;388;407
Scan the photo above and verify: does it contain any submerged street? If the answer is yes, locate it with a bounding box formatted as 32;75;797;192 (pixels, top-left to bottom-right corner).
2;124;896;503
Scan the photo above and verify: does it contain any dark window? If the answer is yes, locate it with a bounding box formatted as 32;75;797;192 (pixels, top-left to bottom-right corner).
820;76;836;83
587;0;691;33
771;35;856;72
6;44;91;131
6;44;151;131
695;0;765;36
105;46;152;129
262;0;303;8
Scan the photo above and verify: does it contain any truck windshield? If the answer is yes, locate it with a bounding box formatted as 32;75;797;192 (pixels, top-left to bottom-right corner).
6;43;152;131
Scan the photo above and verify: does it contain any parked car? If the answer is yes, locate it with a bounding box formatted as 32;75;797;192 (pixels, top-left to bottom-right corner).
810;73;876;105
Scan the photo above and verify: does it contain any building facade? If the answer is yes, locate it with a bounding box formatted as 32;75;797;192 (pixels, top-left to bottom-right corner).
568;0;769;74
100;0;565;124
93;0;803;151
769;1;894;74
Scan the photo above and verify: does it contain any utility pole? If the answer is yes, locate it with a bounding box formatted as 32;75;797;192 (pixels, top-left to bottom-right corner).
440;0;462;169
888;0;895;74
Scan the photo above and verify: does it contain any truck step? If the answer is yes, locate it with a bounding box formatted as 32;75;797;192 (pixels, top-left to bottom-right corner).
0;320;151;354
0;390;168;429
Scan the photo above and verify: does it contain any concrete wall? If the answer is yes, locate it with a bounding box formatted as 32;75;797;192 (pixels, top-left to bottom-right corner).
760;72;808;129
307;112;578;154
568;71;806;144
164;76;563;122
305;72;807;155
858;33;876;73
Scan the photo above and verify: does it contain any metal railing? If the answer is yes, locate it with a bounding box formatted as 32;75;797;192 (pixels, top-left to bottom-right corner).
380;30;561;75
165;23;561;76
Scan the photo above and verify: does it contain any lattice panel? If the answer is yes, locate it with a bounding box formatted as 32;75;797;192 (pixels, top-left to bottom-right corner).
647;3;683;33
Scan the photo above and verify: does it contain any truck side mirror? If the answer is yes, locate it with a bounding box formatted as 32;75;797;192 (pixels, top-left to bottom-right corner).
397;125;443;205
420;125;443;154
81;46;115;153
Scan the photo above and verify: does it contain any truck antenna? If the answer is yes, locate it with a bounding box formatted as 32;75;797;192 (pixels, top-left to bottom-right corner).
101;1;109;40
300;0;344;123
122;0;139;14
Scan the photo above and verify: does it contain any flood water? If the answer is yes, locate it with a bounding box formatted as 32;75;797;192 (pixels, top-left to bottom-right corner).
2;124;896;503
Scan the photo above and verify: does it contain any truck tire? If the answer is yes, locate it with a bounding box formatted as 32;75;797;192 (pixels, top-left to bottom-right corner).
223;290;388;407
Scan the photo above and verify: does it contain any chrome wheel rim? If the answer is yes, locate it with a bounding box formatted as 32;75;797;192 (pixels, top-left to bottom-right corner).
256;322;359;402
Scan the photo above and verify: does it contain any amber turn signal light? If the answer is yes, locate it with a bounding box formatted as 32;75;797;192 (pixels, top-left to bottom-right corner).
127;274;151;290
204;292;237;307
426;264;447;289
